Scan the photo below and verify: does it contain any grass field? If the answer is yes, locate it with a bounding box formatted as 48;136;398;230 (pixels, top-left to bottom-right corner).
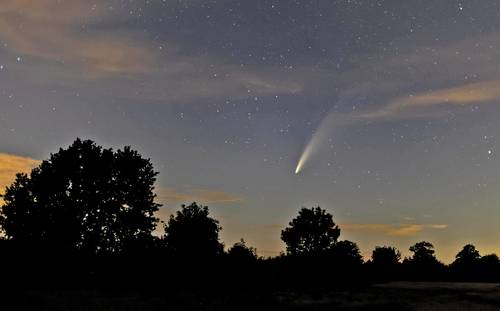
4;282;500;310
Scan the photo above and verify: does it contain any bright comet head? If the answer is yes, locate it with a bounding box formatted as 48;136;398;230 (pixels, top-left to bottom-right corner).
294;112;351;175
294;146;310;174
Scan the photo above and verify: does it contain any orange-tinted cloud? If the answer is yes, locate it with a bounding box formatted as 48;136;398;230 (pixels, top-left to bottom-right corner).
342;223;448;237
156;186;243;205
0;153;39;195
0;0;304;100
0;0;157;75
359;80;500;119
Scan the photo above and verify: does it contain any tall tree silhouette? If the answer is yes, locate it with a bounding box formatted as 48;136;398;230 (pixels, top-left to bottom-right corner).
281;207;340;255
163;202;223;259
0;139;160;254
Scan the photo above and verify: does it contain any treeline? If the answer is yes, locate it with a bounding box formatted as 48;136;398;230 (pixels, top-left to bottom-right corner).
0;139;499;289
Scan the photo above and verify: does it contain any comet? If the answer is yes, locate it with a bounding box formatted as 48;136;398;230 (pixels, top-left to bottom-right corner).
295;112;353;174
295;134;318;174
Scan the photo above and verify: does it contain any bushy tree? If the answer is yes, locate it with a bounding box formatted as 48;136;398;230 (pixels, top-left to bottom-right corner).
408;241;437;264
480;253;499;266
330;240;363;265
453;244;480;267
0;139;160;254
369;246;401;281
371;246;401;266
227;239;258;262
281;207;340;255
477;254;500;281
164;202;223;259
401;241;445;280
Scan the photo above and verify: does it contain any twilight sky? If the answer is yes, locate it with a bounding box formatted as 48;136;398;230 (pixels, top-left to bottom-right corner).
1;0;500;262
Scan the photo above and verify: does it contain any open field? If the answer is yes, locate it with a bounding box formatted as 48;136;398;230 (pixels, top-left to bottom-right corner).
3;282;500;310
309;282;500;310
283;282;500;310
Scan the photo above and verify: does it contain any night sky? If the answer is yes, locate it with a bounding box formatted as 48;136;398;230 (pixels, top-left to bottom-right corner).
1;0;500;262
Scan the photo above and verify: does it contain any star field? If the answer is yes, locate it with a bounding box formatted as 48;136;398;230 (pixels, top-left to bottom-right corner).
1;0;500;261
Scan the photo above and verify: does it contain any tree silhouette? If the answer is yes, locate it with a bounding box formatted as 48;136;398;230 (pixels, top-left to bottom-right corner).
368;246;401;281
281;207;340;255
453;244;480;267
330;240;363;265
371;246;401;267
408;241;437;264
404;241;444;280
0;139;160;254
480;253;499;266
476;253;500;281
164;202;223;259
450;244;482;281
227;239;258;262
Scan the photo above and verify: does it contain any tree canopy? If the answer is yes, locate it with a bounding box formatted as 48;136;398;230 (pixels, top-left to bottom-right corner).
330;240;363;265
371;246;401;266
408;241;439;265
163;202;223;259
227;239;258;262
281;206;340;255
453;244;481;267
0;138;160;254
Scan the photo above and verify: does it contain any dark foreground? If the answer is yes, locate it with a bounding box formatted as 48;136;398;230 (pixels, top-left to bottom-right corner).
3;282;500;310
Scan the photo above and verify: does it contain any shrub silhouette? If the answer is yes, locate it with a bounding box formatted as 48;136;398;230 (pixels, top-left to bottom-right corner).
281;206;340;255
163;202;223;260
0;138;160;254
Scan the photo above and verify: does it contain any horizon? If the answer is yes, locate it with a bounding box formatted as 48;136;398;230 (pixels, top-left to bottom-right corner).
2;0;500;264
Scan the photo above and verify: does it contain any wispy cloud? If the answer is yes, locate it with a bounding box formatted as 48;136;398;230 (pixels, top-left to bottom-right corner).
0;1;157;75
0;0;303;101
359;80;500;119
0;153;39;195
428;224;448;229
333;32;500;120
156;186;243;205
342;223;448;237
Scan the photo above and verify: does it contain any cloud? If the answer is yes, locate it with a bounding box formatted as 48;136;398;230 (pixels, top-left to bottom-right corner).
0;1;157;76
129;65;303;102
0;0;304;101
0;153;39;195
156;186;243;205
342;223;448;237
359;80;500;119
327;32;500;120
428;224;449;229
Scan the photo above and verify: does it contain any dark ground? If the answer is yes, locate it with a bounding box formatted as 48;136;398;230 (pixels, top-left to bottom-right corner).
3;282;500;310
